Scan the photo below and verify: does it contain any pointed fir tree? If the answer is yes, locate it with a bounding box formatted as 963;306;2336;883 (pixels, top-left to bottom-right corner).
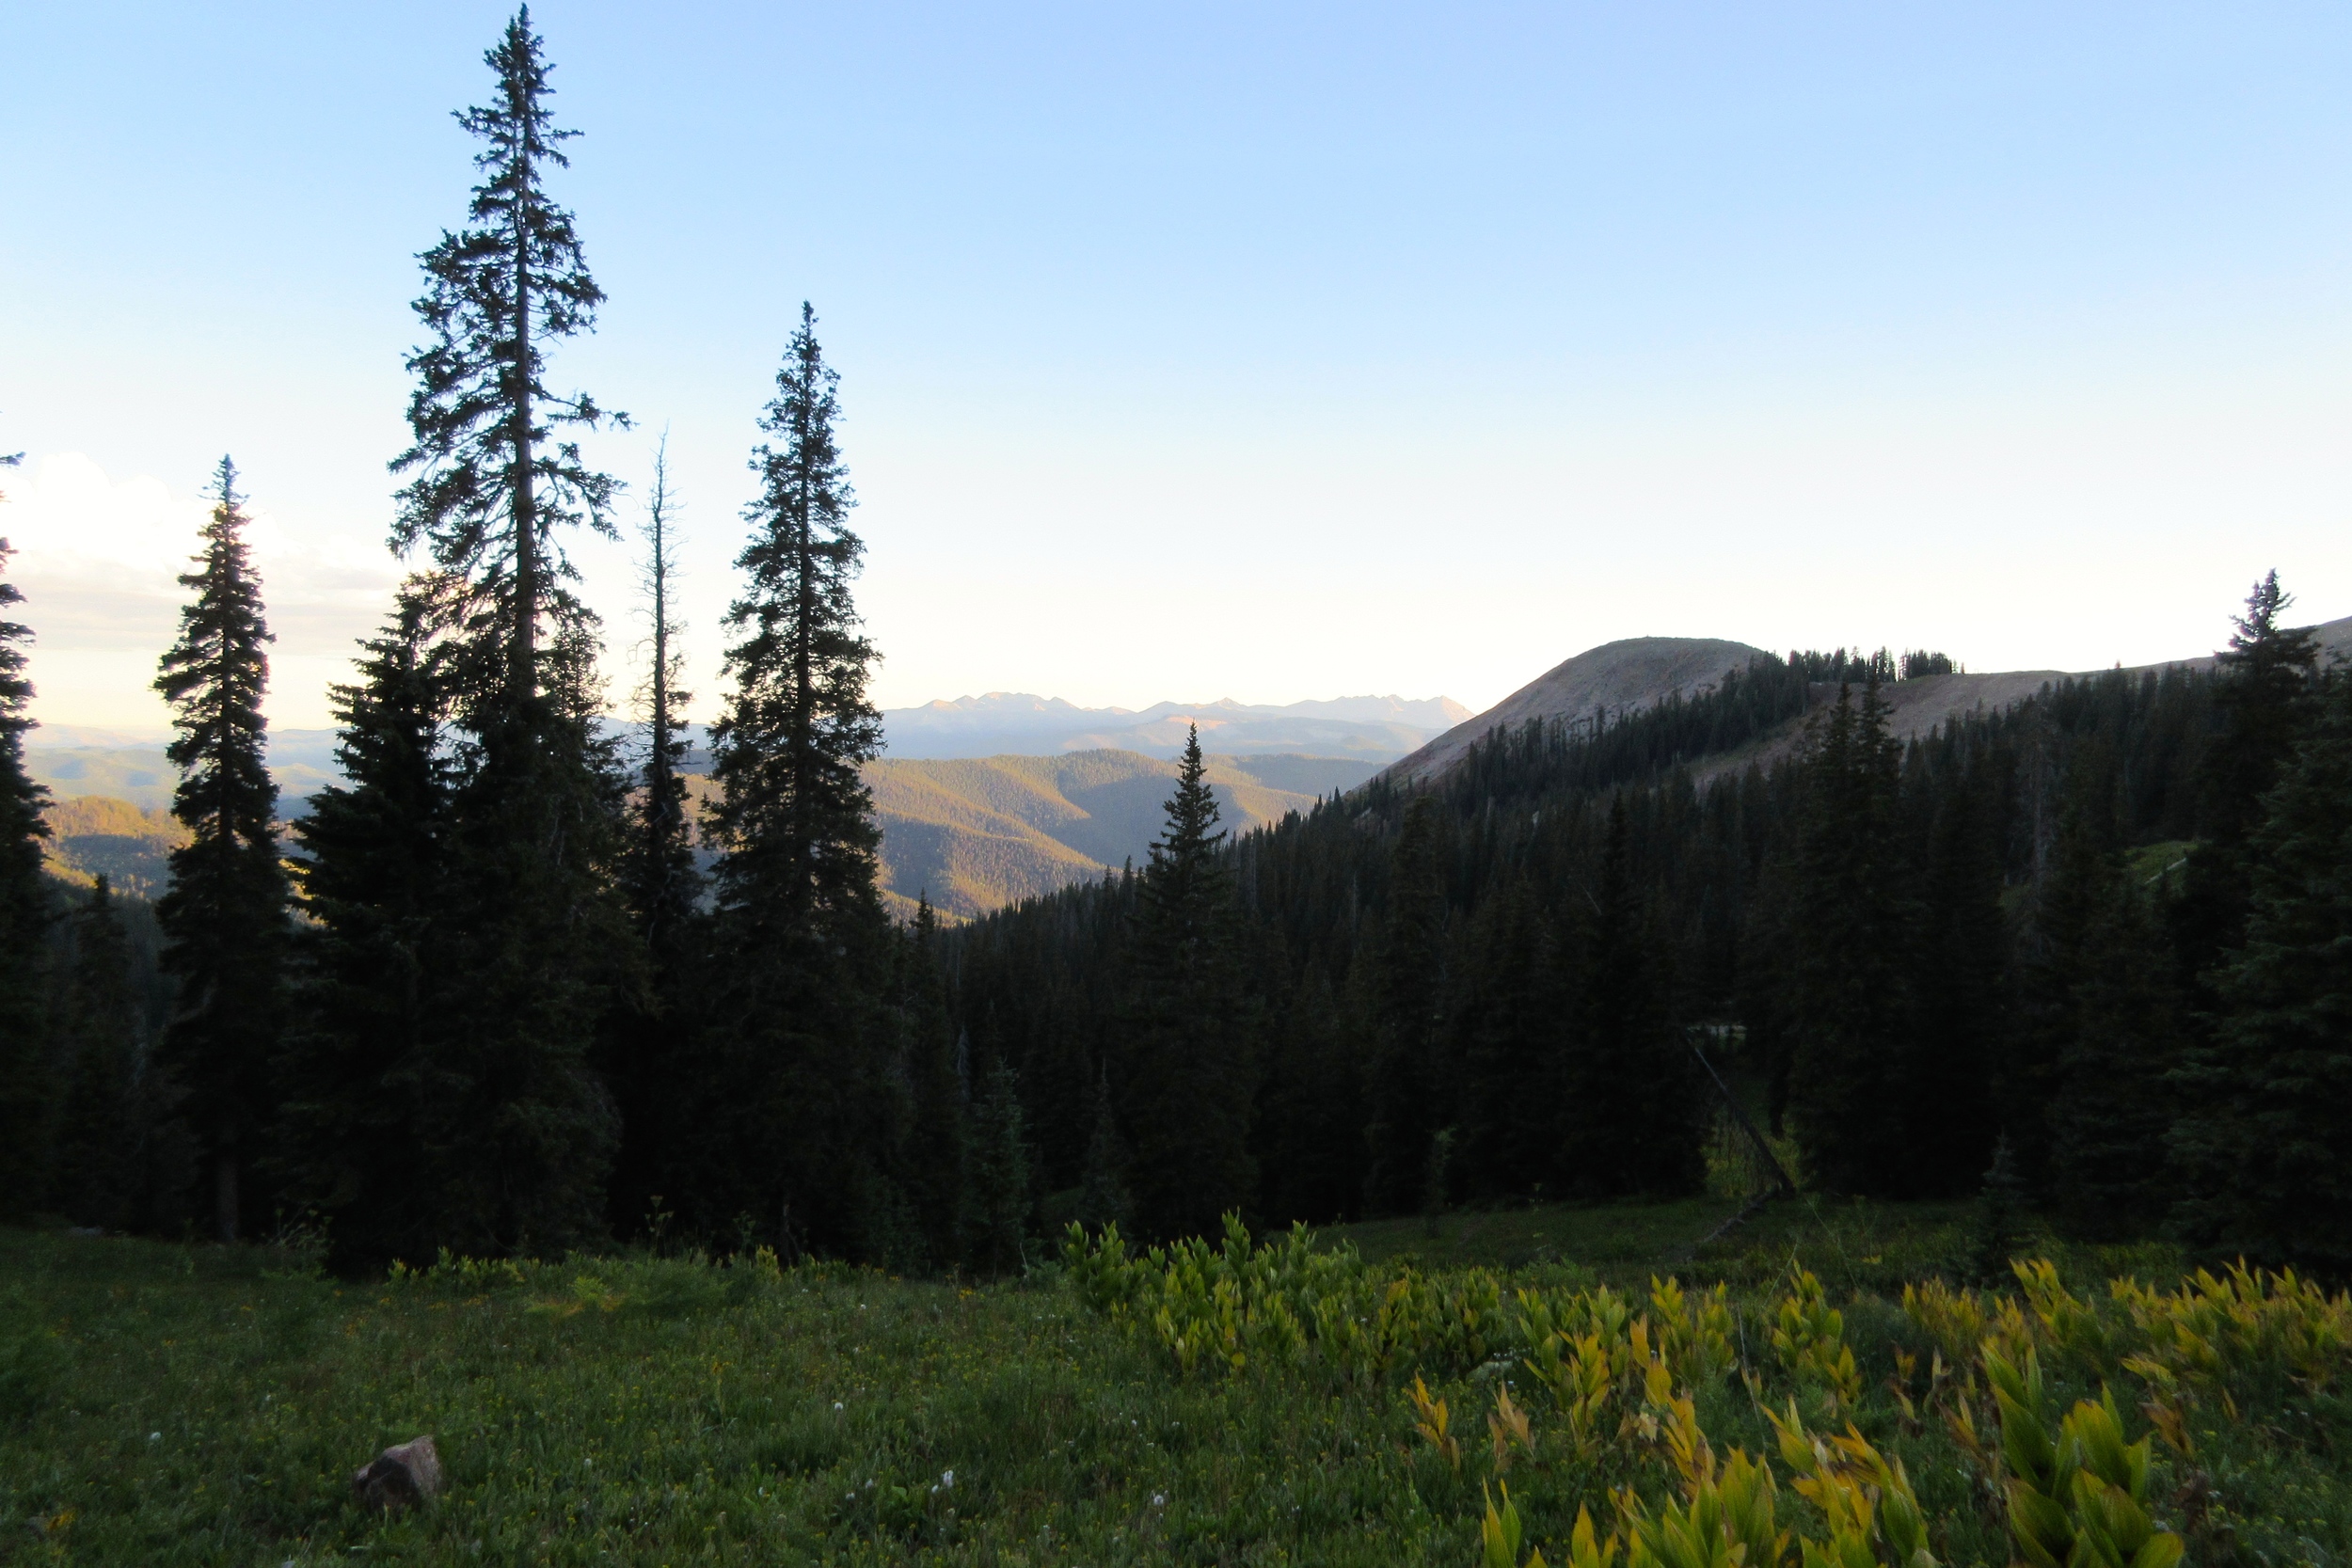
282;574;458;1262
703;304;891;1252
2171;668;2352;1270
2170;572;2322;1018
152;457;288;1243
386;8;631;1252
0;514;56;1219
1963;1132;2031;1285
391;5;628;721
1074;1065;1132;1233
1116;724;1256;1241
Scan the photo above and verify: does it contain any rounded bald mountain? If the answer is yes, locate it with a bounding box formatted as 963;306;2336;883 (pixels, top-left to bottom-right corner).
1384;637;1766;785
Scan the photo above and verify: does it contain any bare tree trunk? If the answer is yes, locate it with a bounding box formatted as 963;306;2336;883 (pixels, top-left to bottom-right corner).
508;193;537;712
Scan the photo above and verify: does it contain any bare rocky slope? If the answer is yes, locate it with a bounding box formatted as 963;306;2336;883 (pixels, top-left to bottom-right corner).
1387;617;2352;790
1382;637;1765;785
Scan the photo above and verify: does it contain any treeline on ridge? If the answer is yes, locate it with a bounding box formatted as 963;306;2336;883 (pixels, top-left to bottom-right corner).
948;580;2352;1274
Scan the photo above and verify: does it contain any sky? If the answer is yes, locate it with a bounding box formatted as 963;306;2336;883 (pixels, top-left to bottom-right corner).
5;3;2350;732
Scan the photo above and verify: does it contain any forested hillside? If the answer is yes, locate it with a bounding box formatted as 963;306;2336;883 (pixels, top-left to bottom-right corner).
856;749;1378;919
948;578;2352;1271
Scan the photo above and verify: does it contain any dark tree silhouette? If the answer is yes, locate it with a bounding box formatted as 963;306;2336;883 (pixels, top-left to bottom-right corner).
153;457;288;1243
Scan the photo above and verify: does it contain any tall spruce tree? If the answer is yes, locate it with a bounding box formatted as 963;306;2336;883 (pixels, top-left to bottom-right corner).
392;5;628;716
388;8;631;1252
704;304;891;1252
283;574;458;1262
2169;573;2320;999
1116;725;1255;1241
153;457;288;1243
1781;676;1919;1196
2172;668;2352;1270
0;473;56;1218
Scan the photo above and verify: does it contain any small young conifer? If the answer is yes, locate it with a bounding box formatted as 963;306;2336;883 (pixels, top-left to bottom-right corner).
1963;1132;2030;1285
1117;724;1255;1241
1074;1066;1132;1234
153;457;288;1243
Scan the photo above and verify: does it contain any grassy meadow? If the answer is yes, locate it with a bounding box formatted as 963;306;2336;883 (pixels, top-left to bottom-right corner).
1;1202;2346;1566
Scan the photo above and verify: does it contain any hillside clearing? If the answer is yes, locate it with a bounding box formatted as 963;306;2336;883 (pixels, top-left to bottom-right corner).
4;1217;2347;1565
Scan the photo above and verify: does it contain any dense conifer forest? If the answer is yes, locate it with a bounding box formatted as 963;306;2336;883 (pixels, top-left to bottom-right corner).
951;579;2352;1273
1;9;2349;1292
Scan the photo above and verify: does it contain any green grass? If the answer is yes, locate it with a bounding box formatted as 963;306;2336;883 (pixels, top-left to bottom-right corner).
0;1212;2345;1566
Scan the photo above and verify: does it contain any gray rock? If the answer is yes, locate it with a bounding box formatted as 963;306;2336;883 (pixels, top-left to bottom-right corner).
352;1435;442;1511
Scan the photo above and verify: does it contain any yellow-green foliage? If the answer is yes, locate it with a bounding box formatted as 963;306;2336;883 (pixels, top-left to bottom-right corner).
2111;1260;2351;1401
1983;1348;2182;1568
1068;1221;2344;1568
1770;1267;1862;1414
1064;1216;1507;1384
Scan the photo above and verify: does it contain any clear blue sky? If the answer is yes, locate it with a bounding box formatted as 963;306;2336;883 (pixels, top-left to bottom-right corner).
6;3;2349;728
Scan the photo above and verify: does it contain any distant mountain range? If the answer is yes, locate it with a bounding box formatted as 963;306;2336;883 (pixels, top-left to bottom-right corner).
879;692;1471;761
22;695;1426;920
854;750;1377;920
24;726;344;815
41;623;2352;923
